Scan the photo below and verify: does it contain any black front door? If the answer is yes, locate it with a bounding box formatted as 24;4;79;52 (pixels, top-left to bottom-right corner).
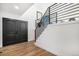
3;18;28;46
3;18;17;46
15;21;28;42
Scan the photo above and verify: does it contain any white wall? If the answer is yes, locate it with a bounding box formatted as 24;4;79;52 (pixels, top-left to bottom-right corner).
0;16;2;47
35;21;79;55
20;3;52;41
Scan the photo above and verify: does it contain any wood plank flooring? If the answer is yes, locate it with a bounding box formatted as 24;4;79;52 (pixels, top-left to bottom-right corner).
0;41;56;56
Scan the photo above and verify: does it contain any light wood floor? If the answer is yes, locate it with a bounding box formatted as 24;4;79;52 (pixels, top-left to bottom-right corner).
0;41;56;56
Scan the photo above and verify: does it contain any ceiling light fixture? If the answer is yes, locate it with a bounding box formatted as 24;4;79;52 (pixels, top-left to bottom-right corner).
14;5;19;10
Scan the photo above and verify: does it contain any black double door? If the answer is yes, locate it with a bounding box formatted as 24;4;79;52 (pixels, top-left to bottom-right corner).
3;18;28;46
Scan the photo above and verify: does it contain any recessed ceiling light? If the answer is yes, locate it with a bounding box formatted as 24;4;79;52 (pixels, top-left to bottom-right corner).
14;5;19;10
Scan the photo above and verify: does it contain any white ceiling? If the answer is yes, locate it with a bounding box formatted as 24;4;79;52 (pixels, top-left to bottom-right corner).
0;3;33;16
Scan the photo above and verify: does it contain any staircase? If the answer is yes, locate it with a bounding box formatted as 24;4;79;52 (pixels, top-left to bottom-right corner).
35;3;79;55
35;7;50;40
